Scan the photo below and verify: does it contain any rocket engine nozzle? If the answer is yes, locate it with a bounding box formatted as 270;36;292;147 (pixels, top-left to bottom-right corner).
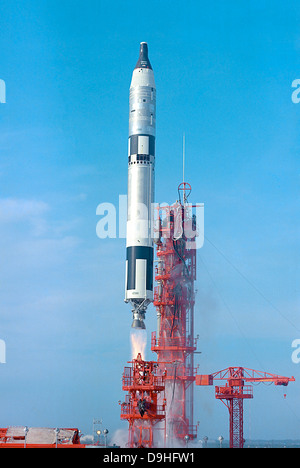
131;311;146;330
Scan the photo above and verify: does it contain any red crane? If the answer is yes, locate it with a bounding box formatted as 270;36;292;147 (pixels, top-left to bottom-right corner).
196;367;295;448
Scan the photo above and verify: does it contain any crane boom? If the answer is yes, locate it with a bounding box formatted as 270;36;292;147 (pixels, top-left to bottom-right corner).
205;366;295;385
195;366;295;448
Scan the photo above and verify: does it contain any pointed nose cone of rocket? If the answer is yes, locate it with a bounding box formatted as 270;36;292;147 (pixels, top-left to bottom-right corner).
135;42;152;70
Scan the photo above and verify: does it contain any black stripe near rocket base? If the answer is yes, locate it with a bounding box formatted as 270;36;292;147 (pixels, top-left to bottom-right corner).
126;246;153;291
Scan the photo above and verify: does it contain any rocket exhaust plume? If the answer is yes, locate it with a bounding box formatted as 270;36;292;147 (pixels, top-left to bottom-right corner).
130;328;147;360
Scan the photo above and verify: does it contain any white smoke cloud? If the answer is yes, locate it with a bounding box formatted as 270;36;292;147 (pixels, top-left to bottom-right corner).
130;329;147;360
110;428;128;448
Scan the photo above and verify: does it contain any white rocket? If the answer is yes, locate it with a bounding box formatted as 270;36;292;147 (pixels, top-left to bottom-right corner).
125;43;156;329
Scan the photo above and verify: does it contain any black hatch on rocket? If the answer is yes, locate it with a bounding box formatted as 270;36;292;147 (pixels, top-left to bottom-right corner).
135;42;152;70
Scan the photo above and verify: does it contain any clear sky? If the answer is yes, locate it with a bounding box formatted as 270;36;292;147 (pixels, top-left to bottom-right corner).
0;0;299;444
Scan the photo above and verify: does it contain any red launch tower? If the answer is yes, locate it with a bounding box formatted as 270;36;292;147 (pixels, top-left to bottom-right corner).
151;183;200;445
120;353;166;448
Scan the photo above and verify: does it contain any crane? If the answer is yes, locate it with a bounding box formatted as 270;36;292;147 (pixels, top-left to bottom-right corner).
196;367;295;448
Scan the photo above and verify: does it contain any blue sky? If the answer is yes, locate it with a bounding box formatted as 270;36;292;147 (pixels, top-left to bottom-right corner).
0;0;299;443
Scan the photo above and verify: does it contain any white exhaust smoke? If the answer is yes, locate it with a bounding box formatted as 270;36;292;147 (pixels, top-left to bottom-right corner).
130;328;147;360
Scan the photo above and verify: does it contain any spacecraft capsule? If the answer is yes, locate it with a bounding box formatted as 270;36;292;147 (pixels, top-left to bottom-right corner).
125;43;156;329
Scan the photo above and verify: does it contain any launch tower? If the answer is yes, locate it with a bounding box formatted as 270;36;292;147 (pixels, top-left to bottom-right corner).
120;353;166;448
151;183;199;445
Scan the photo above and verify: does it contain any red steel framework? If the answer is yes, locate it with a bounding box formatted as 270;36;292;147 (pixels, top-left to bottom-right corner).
151;183;199;445
120;353;166;448
0;428;84;448
196;367;295;448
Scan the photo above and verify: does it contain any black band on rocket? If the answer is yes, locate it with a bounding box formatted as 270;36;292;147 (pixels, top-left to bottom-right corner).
126;246;154;292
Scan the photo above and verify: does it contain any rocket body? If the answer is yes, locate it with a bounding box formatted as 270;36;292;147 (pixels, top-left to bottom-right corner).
125;43;156;328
